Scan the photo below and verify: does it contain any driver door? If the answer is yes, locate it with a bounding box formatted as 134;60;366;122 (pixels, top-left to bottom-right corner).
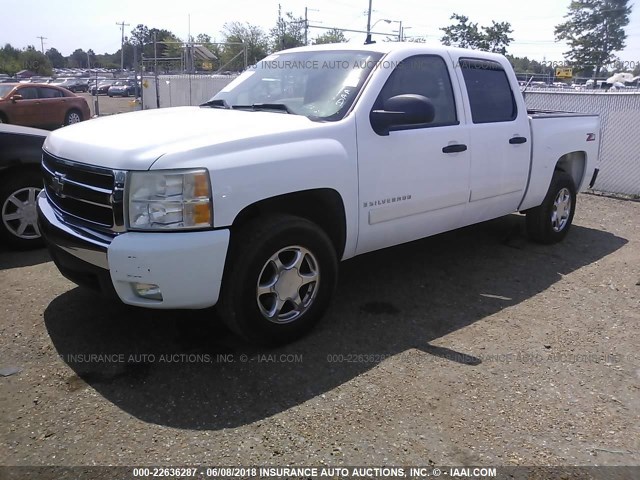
8;86;40;126
355;54;471;254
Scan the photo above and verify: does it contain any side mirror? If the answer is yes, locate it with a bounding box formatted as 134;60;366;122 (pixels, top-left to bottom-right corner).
11;94;23;103
370;94;436;136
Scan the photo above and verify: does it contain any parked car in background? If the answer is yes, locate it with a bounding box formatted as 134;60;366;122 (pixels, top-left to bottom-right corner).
90;80;116;95
0;124;48;249
50;78;88;93
107;80;139;97
0;83;91;129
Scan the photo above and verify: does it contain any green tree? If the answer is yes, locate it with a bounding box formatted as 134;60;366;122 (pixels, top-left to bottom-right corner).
130;24;150;49
0;43;22;75
555;0;632;76
21;47;52;75
313;28;347;45
478;21;514;54
440;14;481;48
67;48;87;68
45;48;66;68
220;22;269;71
270;11;305;51
441;14;513;54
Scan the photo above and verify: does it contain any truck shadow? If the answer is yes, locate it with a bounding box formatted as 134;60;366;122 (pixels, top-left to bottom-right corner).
43;215;627;430
0;246;50;270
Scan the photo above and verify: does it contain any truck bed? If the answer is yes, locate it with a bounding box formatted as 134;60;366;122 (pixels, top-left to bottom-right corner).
519;111;600;211
527;109;599;119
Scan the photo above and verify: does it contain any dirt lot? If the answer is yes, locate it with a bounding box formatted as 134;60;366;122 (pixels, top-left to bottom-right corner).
0;193;638;468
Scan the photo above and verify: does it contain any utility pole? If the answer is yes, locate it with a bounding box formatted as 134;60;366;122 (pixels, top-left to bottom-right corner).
365;0;373;44
278;4;284;50
303;7;319;45
116;20;130;70
36;36;47;54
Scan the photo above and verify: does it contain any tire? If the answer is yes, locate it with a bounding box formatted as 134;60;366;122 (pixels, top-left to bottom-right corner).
0;113;7;124
64;109;83;125
0;169;45;249
217;214;338;345
526;171;577;244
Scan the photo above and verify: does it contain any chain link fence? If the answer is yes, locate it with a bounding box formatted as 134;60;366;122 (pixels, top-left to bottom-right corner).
525;91;640;196
141;74;237;109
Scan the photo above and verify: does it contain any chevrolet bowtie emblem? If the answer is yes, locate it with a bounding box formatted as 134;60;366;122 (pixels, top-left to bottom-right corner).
52;172;66;196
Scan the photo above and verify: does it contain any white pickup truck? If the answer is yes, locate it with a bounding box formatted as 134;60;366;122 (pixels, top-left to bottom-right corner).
37;43;600;344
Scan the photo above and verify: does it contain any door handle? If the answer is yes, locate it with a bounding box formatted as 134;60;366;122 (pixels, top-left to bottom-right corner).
509;136;528;144
442;144;467;154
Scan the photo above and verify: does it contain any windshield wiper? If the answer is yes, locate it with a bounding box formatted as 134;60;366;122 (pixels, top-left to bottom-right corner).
200;99;231;109
232;103;292;114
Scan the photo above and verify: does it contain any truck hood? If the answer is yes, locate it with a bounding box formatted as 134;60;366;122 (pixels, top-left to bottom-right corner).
44;106;321;170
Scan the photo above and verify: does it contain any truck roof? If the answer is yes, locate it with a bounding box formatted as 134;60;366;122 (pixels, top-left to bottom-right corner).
275;41;507;63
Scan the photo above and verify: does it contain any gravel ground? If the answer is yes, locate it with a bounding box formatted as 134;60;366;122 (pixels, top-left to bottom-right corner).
0;193;638;467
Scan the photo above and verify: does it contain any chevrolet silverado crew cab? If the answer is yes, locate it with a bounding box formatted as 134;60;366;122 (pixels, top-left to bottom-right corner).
37;43;600;344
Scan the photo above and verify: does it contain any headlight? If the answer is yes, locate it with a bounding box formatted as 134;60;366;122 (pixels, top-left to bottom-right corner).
127;169;212;231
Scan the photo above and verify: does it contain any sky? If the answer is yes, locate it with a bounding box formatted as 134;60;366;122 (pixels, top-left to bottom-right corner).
2;0;640;62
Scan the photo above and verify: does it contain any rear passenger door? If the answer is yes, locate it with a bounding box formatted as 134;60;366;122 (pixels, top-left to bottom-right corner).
453;57;531;224
37;87;66;127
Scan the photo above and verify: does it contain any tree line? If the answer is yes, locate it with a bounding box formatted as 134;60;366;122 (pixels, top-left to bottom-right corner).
0;11;346;76
0;1;634;78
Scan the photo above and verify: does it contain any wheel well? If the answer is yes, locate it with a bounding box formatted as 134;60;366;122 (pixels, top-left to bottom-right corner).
0;111;8;123
555;151;586;189
232;189;347;258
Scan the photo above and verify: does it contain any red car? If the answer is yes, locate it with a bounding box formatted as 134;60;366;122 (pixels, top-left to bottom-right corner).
0;83;91;129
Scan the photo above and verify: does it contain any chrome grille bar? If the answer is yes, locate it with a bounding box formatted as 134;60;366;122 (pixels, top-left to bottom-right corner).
41;151;126;234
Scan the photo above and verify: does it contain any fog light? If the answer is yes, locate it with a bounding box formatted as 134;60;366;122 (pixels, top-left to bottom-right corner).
133;282;163;301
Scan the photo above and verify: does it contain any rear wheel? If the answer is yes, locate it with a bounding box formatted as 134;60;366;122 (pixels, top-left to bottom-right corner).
0;113;7;124
526;171;577;244
218;214;338;345
64;109;83;125
0;169;44;249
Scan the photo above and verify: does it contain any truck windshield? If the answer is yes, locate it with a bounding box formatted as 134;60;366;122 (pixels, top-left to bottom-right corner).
209;50;384;121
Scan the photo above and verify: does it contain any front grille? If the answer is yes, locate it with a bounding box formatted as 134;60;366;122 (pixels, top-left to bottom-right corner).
42;151;126;234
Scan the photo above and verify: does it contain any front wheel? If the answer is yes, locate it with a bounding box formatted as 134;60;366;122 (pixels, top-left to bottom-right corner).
0;169;44;249
217;214;338;345
526;171;577;244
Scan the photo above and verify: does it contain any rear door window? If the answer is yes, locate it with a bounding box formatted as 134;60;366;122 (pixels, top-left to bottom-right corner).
38;87;63;98
460;59;517;123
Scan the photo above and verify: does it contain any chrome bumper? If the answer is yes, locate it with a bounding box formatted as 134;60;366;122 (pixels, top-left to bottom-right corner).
37;191;110;270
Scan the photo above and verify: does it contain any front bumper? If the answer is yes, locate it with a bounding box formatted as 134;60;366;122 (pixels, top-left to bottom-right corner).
37;192;230;309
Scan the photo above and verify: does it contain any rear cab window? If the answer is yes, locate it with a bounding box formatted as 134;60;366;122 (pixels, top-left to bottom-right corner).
459;58;517;123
